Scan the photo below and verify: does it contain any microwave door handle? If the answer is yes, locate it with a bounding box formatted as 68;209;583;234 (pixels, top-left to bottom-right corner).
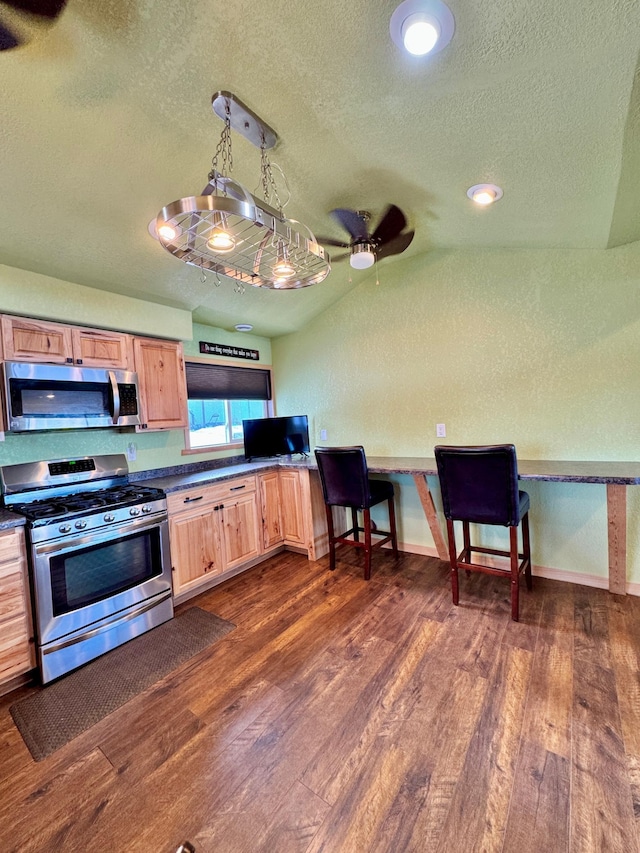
108;371;121;424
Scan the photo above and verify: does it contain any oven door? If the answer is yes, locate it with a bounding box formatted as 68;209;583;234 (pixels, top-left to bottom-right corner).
31;514;172;650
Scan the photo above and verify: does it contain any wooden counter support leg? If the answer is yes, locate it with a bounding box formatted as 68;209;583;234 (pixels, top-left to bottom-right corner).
413;474;449;562
606;483;627;595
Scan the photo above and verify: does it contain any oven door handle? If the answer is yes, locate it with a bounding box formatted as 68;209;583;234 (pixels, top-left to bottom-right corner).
108;370;121;424
42;590;173;655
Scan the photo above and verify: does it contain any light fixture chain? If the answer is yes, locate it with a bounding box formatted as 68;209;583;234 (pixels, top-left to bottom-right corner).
209;100;233;188
260;135;282;213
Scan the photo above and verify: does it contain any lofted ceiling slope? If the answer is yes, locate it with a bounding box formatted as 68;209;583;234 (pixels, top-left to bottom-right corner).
0;0;639;337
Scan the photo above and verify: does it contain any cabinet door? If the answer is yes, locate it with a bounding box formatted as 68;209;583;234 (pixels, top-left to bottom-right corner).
1;315;73;364
279;470;308;546
133;337;188;430
71;327;133;369
259;471;283;551
169;506;222;596
0;528;35;685
220;492;260;570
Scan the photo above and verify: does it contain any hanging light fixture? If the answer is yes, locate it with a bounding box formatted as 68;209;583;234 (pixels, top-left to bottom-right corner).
150;91;331;290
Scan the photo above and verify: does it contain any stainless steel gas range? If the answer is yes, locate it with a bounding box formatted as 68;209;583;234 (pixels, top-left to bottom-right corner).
1;454;173;684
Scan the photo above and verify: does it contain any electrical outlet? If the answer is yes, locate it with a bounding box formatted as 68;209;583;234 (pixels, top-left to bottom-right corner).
126;442;137;462
0;431;4;442
436;423;446;437
320;429;327;441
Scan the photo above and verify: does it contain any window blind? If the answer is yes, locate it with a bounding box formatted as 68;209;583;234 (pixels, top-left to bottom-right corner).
185;362;272;401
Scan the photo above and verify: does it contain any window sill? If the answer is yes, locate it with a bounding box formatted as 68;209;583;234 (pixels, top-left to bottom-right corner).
181;441;243;456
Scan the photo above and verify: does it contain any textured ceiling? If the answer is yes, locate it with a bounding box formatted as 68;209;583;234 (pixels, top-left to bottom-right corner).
0;0;639;337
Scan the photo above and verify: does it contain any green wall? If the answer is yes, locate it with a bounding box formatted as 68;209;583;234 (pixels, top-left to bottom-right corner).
0;271;271;472
272;241;640;586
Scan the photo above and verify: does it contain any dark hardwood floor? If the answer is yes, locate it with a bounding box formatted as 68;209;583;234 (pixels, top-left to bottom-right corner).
1;547;640;853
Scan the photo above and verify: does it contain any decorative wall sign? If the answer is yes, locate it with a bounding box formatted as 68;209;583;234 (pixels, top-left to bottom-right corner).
199;341;259;360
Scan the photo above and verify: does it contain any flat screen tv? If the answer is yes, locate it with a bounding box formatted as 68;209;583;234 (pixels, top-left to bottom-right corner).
243;415;310;460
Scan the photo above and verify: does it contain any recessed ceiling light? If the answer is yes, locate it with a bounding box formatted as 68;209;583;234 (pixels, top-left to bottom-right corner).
466;184;504;206
234;324;253;332
390;0;455;57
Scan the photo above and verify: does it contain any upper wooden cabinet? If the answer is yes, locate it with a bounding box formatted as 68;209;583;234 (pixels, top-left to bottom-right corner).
70;327;133;369
133;337;188;431
1;314;133;369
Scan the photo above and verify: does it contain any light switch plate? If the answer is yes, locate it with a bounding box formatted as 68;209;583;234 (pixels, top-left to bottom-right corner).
436;423;446;437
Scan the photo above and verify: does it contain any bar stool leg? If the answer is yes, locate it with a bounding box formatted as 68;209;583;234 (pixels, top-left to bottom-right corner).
351;507;359;541
510;525;520;621
446;518;459;605
363;508;372;580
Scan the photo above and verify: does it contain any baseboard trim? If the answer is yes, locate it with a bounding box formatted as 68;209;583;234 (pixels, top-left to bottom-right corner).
385;541;639;596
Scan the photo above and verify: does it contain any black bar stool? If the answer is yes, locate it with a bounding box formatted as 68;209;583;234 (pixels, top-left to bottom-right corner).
434;444;532;621
315;446;399;580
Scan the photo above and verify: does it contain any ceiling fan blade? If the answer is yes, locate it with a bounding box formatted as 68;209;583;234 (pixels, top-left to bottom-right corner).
376;230;414;261
372;205;407;245
0;0;67;50
330;208;369;241
6;0;67;15
314;236;350;249
0;21;19;48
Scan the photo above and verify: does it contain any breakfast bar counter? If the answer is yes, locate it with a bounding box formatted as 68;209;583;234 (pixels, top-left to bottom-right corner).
362;456;640;595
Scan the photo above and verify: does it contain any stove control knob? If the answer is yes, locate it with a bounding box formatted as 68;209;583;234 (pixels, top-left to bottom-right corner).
59;524;72;534
75;520;87;530
141;504;152;514
104;514;115;523
129;507;141;517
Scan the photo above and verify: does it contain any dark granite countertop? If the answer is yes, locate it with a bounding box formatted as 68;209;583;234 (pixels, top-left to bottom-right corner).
141;457;315;494
0;508;26;530
140;454;640;494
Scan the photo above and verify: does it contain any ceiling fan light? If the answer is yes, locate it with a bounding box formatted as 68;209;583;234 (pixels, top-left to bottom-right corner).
350;248;375;270
402;14;439;55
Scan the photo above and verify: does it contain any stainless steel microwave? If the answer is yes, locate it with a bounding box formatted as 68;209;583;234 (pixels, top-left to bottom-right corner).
3;361;141;431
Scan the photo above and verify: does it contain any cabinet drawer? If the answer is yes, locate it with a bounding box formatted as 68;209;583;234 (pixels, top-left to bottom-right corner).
167;476;257;515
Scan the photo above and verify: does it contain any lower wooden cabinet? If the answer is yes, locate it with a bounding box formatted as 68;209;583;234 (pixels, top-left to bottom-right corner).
259;470;283;550
168;475;260;598
0;527;35;687
279;469;308;547
168;467;329;602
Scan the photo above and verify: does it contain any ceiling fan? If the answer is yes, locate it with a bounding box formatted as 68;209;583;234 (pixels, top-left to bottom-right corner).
317;204;414;270
0;0;67;51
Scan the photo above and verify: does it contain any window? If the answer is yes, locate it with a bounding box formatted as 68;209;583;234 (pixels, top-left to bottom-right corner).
185;361;272;450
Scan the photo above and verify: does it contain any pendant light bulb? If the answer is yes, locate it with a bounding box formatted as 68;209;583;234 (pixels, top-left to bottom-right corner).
273;261;296;279
207;227;236;253
157;222;178;242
